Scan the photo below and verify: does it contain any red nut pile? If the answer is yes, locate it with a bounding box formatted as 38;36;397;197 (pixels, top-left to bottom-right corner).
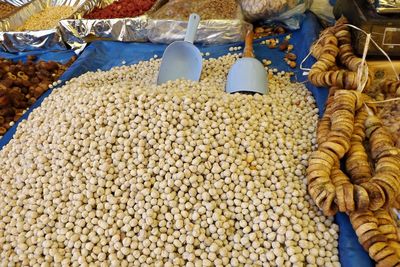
84;0;156;19
0;56;76;136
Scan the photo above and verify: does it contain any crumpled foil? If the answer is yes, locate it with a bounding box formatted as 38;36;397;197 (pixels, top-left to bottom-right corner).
59;0;167;50
0;29;66;52
147;3;249;44
147;19;251;44
59;16;148;50
0;0;91;52
3;0;32;7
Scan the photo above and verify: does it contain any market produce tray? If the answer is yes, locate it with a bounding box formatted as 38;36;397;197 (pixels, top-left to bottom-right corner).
1;0;32;7
59;0;250;50
0;0;96;52
0;12;374;267
59;0;167;51
146;0;250;45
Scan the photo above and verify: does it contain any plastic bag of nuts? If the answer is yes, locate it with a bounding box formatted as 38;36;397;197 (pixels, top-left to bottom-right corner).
238;0;312;29
152;0;239;20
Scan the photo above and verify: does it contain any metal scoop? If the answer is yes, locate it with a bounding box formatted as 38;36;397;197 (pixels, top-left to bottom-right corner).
226;30;268;95
157;13;202;85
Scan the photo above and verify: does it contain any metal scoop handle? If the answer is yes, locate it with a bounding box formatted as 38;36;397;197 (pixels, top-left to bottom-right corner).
243;29;255;58
184;13;201;44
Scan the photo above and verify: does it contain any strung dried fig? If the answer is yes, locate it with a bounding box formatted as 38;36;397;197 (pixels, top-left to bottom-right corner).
307;16;400;267
308;17;372;90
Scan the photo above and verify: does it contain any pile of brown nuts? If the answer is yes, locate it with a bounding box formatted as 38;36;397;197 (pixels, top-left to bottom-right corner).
153;0;238;20
254;25;285;39
0;55;76;136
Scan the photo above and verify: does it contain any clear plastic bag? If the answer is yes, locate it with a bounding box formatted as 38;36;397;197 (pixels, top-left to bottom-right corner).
310;0;335;25
238;0;312;29
152;0;239;20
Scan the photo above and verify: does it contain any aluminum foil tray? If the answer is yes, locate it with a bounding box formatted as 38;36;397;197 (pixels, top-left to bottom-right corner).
0;0;94;52
59;16;149;50
59;0;166;50
2;0;33;6
147;19;251;45
59;0;250;49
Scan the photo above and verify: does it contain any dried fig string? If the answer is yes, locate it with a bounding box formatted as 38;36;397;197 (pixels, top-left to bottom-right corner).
306;18;400;266
344;24;399;81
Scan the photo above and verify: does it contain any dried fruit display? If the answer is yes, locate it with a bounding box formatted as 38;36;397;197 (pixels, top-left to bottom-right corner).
0;56;76;137
84;0;156;19
307;17;400;266
309;88;400;265
349;209;400;267
308;17;373;90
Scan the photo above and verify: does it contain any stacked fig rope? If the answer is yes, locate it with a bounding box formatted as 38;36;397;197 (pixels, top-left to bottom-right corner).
377;80;400;97
309;17;372;89
307;18;400;266
366;80;400;149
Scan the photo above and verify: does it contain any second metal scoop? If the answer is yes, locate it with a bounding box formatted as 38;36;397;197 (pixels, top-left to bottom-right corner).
157;14;202;85
226;30;268;95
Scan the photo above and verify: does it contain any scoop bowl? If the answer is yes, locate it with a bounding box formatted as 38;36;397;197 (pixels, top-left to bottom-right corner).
226;57;268;95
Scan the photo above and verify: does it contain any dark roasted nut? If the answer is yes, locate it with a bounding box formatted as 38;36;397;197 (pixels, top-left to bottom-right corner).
285;53;297;61
279;40;289;51
275;26;286;34
288;61;297;69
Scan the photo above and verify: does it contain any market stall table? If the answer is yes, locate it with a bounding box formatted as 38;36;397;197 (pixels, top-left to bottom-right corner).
0;12;375;267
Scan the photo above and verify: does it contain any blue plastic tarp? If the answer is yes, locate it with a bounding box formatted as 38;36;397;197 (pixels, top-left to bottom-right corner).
0;49;76;64
0;12;374;267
